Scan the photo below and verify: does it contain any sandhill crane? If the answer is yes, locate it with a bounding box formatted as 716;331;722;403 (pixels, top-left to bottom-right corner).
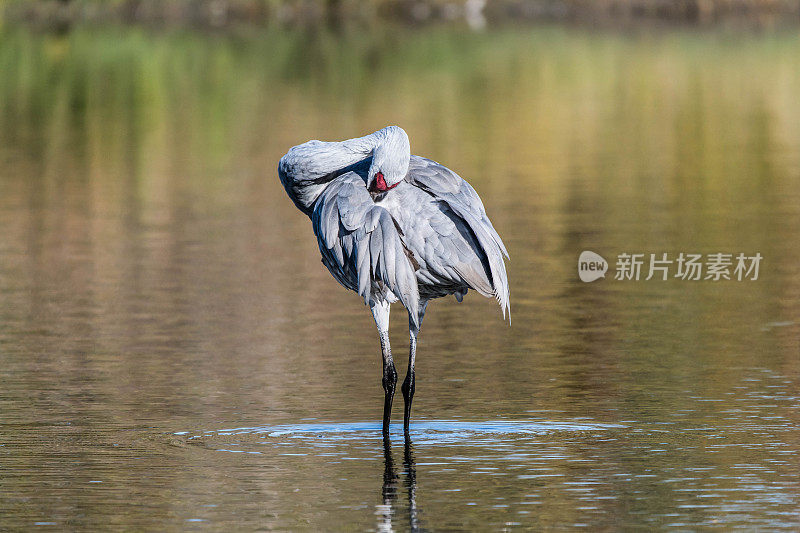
279;126;509;439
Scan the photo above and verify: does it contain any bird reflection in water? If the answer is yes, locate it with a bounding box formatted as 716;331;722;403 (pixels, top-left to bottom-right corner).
377;438;420;532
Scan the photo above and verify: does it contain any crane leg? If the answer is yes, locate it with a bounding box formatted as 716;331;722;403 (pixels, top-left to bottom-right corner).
402;301;427;439
372;300;395;440
381;332;397;441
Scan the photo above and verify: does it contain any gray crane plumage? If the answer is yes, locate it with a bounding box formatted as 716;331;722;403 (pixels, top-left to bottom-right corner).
279;126;509;439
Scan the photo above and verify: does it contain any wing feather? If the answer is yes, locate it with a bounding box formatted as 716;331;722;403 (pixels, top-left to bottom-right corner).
405;156;510;320
408;156;509;259
312;172;420;327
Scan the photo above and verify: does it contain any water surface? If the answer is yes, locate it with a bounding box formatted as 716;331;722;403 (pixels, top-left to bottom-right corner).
1;25;799;530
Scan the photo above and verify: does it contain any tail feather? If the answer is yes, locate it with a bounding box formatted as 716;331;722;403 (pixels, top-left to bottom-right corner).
451;205;510;322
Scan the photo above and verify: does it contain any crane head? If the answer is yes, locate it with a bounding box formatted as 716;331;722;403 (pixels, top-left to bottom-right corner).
367;126;410;195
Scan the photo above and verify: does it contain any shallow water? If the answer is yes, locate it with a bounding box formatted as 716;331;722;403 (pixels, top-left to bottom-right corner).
1;25;799;530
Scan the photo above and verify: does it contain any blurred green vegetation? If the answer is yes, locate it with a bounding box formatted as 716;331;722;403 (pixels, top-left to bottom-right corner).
2;0;800;28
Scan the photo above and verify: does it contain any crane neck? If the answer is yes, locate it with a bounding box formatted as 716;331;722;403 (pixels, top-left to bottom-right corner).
278;127;403;216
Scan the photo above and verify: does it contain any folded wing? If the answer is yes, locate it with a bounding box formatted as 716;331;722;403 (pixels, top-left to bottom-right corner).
405;156;510;320
312;172;421;327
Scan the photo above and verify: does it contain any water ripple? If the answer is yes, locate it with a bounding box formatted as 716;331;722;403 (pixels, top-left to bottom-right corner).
175;419;625;450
